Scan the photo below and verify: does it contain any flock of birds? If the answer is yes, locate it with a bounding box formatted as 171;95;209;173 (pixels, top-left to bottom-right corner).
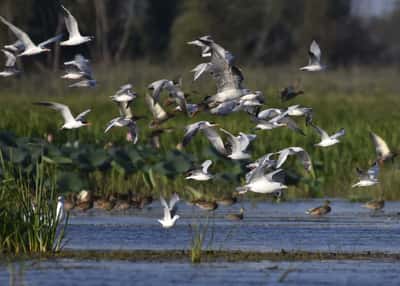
0;7;396;229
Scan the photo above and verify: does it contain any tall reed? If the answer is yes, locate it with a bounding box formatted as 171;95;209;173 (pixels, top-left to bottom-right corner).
0;153;68;254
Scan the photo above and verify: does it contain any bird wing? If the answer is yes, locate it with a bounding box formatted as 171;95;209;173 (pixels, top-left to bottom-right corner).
163;207;171;221
104;117;120;133
308;40;321;65
311;124;329;140
237;132;253;151
145;93;168;121
38;34;63;48
279;117;305;136
220;128;241;154
148;79;169;103
207;40;242;92
276;148;291;169
159;196;168;209
182;121;203;146
0;16;35;50
75;109;91;121
169;193;180;210
278;147;312;171
295;147;313;171
65;55;92;77
191;62;212;81
367;162;379;180
266;169;285;183
2;49;16;67
201;160;212;173
330;128;345;140
165;83;188;115
34;101;75;123
127;120;139;144
61;5;80;37
203;127;226;155
370;132;391;159
117;101;133;119
257;108;282;120
116;84;133;95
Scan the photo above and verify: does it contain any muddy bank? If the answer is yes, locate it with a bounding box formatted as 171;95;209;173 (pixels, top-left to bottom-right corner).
3;249;400;263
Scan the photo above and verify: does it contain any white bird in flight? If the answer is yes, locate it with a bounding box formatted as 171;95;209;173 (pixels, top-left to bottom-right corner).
312;124;345;147
185;160;214;181
0;16;62;56
237;169;287;195
34;101;91;129
158;194;180;228
0;49;19;77
300;40;325;71
370;131;396;164
275;147;313;172
60;5;93;46
352;162;379;188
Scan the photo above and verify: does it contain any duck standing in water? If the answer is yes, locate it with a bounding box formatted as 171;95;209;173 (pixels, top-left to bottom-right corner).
226;208;244;221
306;200;331;216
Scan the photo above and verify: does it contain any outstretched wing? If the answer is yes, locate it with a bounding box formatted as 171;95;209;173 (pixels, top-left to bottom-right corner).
203;127;226;155
311;124;329;140
308;40;321;65
220;128;241;154
75;109;91;121
104;117;120;133
38;34;63;48
370;132;391;159
2;49;16;67
0;16;35;50
201;160;212;173
169;193;180;210
61;5;81;37
33;101;74;123
182;121;204;146
330;128;345;140
145;93;168;122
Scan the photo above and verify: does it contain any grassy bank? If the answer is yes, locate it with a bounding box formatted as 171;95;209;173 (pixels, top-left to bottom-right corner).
0;63;399;200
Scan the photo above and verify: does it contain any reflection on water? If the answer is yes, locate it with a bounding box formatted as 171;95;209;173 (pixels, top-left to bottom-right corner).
2;259;400;286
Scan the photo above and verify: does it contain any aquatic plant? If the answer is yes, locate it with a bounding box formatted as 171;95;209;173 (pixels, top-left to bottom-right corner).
0;153;68;254
189;216;215;263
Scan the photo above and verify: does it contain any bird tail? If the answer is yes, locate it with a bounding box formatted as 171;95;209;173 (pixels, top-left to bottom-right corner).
236;186;249;194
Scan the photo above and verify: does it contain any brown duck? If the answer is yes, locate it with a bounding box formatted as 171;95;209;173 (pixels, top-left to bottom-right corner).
306;200;331;216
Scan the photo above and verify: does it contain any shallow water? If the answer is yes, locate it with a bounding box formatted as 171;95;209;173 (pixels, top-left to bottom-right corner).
2;259;400;286
65;199;400;252
2;199;400;285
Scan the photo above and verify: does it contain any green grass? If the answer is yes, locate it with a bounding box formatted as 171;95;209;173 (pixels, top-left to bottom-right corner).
0;62;399;200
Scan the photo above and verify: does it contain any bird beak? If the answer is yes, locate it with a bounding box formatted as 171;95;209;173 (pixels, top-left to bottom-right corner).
86;122;92;126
